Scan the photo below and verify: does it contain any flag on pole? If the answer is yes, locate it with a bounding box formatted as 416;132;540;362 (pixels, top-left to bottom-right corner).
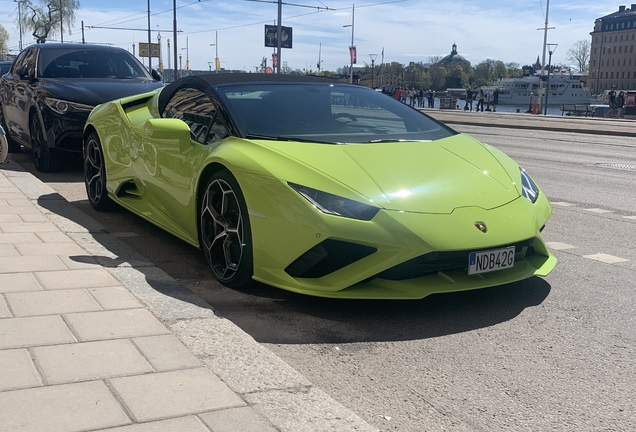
349;46;357;64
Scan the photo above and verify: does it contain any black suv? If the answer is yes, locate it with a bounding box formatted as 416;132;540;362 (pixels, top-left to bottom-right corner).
0;44;163;171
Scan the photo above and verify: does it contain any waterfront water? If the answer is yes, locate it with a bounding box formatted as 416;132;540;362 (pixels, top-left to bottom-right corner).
413;98;565;116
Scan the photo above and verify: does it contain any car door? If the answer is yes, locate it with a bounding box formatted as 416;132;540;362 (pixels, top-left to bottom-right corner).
135;86;229;240
2;48;38;146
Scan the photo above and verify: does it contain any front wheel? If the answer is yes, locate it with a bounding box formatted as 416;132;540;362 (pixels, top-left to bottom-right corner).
30;114;60;172
200;170;254;288
84;132;115;211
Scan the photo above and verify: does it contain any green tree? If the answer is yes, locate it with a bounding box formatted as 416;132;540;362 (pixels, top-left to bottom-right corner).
19;0;80;43
506;62;522;77
472;60;495;86
493;60;508;80
0;25;8;59
429;66;447;91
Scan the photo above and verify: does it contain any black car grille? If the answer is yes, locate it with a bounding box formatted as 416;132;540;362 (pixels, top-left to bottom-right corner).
376;239;535;281
285;239;377;278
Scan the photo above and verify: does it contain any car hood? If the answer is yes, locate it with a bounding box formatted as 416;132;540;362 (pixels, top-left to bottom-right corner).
38;78;163;106
259;134;520;214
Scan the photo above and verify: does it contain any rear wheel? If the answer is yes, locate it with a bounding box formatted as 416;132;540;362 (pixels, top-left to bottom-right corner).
30;114;60;172
84;132;115;211
200;170;254;288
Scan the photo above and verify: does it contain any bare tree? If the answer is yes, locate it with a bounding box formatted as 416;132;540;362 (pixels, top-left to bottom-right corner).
566;40;590;73
0;25;8;58
18;0;80;44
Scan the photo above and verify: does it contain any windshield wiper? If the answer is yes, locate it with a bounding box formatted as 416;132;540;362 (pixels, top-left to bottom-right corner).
367;138;429;143
244;134;341;145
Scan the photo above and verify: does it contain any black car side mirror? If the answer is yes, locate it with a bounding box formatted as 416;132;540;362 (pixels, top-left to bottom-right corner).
17;65;30;79
151;69;163;82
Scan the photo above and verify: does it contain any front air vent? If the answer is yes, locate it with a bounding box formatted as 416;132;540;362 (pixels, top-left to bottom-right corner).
285;239;377;278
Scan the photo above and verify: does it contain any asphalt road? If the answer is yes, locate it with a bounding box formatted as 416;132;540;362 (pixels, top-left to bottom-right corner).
8;125;636;431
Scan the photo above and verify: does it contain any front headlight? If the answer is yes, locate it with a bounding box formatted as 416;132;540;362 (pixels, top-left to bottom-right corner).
520;167;539;203
44;97;94;115
288;183;380;221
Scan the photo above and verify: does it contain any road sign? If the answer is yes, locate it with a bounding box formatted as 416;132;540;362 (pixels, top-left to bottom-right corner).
139;43;161;58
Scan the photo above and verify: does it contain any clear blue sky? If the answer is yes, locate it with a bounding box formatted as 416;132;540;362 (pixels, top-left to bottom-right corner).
0;1;626;72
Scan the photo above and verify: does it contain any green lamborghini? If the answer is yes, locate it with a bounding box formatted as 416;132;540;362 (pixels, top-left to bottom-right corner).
83;74;556;299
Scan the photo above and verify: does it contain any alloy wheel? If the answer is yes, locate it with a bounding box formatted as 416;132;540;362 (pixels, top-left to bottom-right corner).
201;178;246;282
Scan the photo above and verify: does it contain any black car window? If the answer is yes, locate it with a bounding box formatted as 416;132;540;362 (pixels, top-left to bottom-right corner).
0;63;12;76
37;48;150;79
11;49;36;77
162;87;225;145
218;83;455;144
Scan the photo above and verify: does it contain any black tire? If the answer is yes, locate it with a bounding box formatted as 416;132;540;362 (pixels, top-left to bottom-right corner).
200;170;254;288
0;104;20;153
84;132;115;211
30;114;60;172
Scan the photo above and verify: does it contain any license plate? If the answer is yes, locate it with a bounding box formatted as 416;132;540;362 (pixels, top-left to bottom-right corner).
468;246;515;275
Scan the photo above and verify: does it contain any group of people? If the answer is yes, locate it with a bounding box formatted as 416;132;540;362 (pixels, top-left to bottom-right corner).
392;87;435;108
606;86;626;118
463;88;500;112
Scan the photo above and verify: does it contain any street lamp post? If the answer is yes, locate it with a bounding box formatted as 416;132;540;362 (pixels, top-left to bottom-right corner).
544;43;558;115
14;0;23;51
343;4;355;84
179;54;182;79
60;0;63;42
210;31;219;72
181;36;189;73
369;53;378;88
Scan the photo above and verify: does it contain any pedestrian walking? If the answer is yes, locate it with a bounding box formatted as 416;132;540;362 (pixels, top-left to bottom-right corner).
476;89;485;112
493;87;500;112
607;86;617;117
427;90;434;108
465;88;473;111
616;91;625;118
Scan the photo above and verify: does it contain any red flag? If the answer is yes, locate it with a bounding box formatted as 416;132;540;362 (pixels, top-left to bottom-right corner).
272;54;278;68
349;46;357;64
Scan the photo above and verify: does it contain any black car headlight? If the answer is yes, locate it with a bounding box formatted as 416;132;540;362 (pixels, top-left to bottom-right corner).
44;97;94;115
289;183;380;221
520;167;539;203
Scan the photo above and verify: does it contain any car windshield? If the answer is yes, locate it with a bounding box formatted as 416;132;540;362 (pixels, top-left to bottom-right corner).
217;83;455;144
37;48;151;79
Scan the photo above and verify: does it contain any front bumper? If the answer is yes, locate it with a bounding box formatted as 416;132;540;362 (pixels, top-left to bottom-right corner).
240;173;556;300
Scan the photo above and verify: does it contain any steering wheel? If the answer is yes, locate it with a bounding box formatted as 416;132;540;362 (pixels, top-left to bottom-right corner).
333;113;358;123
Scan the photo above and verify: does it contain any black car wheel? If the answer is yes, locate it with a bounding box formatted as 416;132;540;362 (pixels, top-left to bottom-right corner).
84;132;114;211
200;170;253;288
30;114;60;172
0;104;20;153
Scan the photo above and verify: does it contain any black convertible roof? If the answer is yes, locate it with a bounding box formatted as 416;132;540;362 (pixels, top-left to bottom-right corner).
158;73;330;116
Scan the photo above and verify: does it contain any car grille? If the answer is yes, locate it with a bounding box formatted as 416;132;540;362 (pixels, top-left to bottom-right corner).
376;239;535;281
285;239;377;278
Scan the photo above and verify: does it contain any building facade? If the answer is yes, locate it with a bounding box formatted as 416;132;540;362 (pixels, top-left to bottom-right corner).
590;4;636;94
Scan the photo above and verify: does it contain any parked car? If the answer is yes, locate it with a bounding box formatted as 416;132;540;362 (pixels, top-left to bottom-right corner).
0;61;13;76
0;43;163;172
83;74;556;299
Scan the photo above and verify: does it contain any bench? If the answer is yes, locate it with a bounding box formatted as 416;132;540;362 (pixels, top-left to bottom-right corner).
561;103;594;117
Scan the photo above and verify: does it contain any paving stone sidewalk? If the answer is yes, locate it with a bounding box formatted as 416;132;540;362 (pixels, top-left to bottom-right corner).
0;163;377;432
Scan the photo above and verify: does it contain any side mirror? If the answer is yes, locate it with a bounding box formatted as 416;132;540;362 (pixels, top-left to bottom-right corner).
17;65;30;79
151;69;163;82
143;118;192;153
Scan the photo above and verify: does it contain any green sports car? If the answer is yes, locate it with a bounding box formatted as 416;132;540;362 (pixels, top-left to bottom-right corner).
83;74;556;299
